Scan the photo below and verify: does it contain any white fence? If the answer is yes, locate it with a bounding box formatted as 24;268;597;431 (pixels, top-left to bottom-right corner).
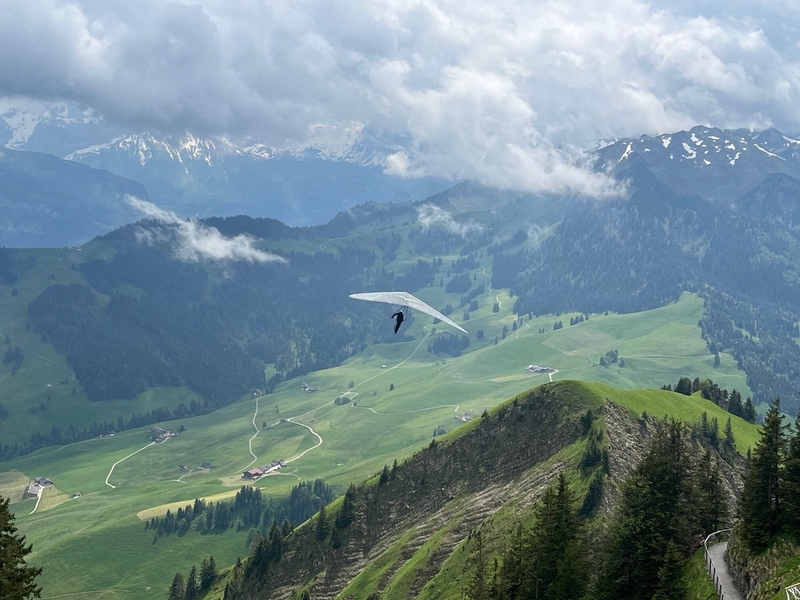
786;581;800;600
704;529;732;600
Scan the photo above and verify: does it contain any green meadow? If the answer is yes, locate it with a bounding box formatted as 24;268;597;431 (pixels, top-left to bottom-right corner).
0;245;203;447
0;286;759;600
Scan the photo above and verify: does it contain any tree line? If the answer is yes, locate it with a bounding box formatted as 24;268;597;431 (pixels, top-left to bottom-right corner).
736;398;800;552
148;480;334;541
662;375;757;423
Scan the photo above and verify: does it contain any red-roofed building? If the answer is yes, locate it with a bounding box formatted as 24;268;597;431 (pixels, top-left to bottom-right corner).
243;468;264;480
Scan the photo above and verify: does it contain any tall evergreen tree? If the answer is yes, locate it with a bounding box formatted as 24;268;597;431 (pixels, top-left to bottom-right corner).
722;418;736;461
729;390;743;417
549;537;588;600
184;565;199;600
695;450;728;534
738;398;787;551
316;505;328;541
597;421;694;600
743;397;757;423
651;540;687;600
200;556;218;590
167;573;185;600
465;530;488;600
0;496;42;599
782;413;800;540
675;376;693;395
526;473;580;597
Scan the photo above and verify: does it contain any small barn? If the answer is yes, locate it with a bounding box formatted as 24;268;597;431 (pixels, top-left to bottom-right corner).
243;468;264;480
23;485;42;500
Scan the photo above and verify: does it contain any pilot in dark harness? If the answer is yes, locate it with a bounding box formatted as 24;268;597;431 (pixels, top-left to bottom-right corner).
391;309;405;334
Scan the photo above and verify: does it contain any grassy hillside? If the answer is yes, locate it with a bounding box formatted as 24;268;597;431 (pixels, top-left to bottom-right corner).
0;245;198;446
201;380;756;599
3;371;759;599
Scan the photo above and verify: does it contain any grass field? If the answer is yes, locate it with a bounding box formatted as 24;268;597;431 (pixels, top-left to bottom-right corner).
37;485;71;512
0;470;30;503
0;286;762;599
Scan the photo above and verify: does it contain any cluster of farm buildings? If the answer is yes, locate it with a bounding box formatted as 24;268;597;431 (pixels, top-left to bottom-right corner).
527;364;555;374
242;460;287;480
23;476;53;499
148;426;178;443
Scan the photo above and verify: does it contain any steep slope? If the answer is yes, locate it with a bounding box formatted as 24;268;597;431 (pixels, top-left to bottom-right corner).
214;381;751;599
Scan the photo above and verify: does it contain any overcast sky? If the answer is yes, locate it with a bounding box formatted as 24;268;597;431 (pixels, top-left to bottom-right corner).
2;0;800;194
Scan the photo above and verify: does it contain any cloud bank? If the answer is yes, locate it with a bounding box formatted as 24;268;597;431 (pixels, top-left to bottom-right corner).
128;197;287;264
2;0;800;196
416;204;482;237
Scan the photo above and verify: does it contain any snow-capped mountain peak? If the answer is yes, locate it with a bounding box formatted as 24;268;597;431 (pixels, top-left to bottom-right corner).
597;125;800;201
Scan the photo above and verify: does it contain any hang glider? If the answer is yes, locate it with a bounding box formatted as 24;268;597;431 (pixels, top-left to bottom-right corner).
349;291;468;334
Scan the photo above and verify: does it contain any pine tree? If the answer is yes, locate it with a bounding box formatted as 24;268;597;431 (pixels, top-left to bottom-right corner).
549;537;588;600
524;473;583;599
168;573;185;600
597;421;694;600
738;398;786;551
200;555;218;590
464;530;488;600
723;417;736;459
743;397;757;423
0;495;42;599
729;389;743;417
695;450;728;534
675;376;693;395
336;484;357;529
782;413;800;540
316;505;328;541
184;565;199;600
651;540;687;600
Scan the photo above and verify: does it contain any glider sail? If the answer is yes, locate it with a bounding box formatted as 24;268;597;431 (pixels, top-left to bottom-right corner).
349;291;468;334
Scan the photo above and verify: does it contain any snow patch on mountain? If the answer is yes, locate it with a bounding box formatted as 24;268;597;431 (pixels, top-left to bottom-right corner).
1;107;42;149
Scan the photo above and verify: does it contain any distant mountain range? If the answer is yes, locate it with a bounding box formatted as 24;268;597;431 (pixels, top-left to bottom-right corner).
597;125;800;202
0;146;148;247
0;102;449;244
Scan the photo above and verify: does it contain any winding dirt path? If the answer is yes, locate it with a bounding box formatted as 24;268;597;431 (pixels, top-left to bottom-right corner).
29;489;44;515
104;442;157;489
284;420;323;463
242;396;262;470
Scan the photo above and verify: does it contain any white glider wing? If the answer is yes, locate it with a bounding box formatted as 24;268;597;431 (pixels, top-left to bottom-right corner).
349;291;468;334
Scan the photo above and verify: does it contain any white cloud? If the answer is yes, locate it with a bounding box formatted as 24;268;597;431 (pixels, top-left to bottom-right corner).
416;203;482;236
2;1;800;196
127;196;288;264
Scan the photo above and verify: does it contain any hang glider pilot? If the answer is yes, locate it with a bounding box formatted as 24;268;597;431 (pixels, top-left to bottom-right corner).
391;309;405;334
349;291;468;335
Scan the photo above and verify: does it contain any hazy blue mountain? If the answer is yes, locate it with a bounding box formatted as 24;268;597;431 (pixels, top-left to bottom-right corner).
1;102;451;227
0;147;148;247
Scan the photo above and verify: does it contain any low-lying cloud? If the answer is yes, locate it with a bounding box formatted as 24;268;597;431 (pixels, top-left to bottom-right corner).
128;197;287;264
2;1;800;196
416;204;482;237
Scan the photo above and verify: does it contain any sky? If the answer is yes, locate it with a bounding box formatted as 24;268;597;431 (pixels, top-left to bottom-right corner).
2;0;800;195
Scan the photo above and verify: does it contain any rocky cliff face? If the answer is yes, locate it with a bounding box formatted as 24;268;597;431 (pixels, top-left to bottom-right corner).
727;532;800;600
243;382;591;599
